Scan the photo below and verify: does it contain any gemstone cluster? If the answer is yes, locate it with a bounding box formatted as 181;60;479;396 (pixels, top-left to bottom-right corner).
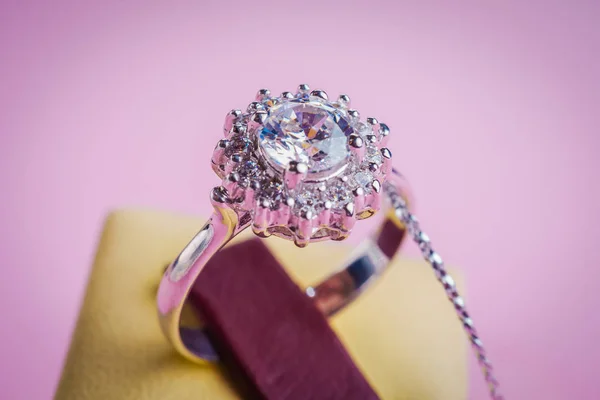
211;85;392;247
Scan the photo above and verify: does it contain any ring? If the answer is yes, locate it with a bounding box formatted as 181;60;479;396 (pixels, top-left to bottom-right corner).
155;84;502;399
157;84;411;362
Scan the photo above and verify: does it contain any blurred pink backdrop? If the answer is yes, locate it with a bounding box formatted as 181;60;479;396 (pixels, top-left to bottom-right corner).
1;1;599;399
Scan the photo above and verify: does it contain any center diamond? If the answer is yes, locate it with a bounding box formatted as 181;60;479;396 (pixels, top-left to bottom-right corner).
258;99;353;177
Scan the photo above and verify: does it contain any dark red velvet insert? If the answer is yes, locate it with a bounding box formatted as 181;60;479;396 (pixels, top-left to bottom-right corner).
189;238;379;400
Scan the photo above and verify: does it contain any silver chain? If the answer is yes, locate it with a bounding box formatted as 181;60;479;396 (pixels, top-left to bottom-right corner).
387;186;504;400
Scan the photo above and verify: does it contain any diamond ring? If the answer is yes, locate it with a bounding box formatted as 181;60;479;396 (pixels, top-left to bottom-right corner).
156;85;503;399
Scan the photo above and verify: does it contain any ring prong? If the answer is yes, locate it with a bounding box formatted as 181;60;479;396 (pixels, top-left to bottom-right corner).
318;201;332;225
265;97;280;109
337;94;351;108
348;133;365;161
211;139;230;166
247;101;265;113
271;196;293;225
367;179;382;210
367;118;381;143
210;186;230;207
211;161;225;177
352;187;365;213
380;147;392;174
247;110;267;133
224;153;244;174
340;202;356;233
295;211;314;248
368;162;379;173
371;179;382;193
366;117;379;127
378;122;390;146
223;172;241;196
241;180;260;210
223;109;242;136
255;88;271;102
226;122;246;139
252;200;271;238
230;153;244;163
297;84;310;96
310;89;328;101
284;161;308;190
347;109;360;122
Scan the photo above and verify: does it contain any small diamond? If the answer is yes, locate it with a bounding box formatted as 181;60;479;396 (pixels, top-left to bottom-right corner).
355;121;372;137
295;189;321;217
355;171;371;186
365;146;382;165
225;137;253;158
235;159;262;187
259;178;285;209
352;171;374;193
247;101;265;113
236;159;260;176
326;183;351;209
231;122;247;135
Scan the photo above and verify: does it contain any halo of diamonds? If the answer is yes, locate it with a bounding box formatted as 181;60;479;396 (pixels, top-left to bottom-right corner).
210;84;392;247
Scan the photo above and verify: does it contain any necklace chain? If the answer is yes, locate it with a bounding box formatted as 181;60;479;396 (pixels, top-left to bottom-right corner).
386;186;504;400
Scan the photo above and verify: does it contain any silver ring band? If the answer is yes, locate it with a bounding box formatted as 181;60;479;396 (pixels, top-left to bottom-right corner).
158;171;411;362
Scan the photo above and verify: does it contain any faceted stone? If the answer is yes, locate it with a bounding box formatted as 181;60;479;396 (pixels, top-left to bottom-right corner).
326;182;351;209
365;146;382;165
225;137;253;158
258;99;353;177
355;121;372;137
351;171;374;193
234;159;262;188
294;188;322;217
258;179;285;209
236;159;260;177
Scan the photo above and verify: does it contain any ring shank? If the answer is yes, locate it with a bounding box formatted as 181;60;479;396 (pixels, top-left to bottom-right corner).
157;173;411;363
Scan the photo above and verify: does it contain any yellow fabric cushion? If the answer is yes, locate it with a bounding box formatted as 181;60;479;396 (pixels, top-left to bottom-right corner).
55;210;467;400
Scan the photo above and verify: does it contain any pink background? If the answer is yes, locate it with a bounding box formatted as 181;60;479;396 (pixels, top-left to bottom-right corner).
1;1;599;399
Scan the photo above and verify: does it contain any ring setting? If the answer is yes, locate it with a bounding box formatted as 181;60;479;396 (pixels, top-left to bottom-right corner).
211;84;392;247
